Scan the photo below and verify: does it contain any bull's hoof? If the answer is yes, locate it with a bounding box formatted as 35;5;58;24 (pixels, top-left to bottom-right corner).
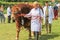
16;37;19;40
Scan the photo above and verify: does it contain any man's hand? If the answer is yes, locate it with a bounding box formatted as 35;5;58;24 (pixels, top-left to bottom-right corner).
20;14;26;16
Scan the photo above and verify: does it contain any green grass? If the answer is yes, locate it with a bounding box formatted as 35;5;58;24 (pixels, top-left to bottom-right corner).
0;18;60;40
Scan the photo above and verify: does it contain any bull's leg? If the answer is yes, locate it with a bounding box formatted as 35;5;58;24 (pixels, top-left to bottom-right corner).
16;27;20;40
16;21;20;40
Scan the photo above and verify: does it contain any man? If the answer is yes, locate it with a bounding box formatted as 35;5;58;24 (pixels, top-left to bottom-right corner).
43;1;54;33
7;6;11;23
0;5;5;23
24;1;43;40
54;4;58;20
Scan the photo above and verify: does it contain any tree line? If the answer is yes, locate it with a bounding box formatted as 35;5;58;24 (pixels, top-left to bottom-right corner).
0;0;38;2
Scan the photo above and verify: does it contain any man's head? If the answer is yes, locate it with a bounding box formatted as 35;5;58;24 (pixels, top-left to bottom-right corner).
45;1;49;6
33;1;39;9
8;5;11;8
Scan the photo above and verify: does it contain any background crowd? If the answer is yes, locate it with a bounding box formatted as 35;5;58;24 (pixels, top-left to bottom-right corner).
0;1;60;23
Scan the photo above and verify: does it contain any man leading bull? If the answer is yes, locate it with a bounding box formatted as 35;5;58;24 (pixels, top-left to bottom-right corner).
24;1;43;40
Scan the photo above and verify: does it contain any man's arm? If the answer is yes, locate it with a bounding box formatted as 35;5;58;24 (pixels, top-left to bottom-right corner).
39;9;44;23
24;9;32;18
51;7;54;19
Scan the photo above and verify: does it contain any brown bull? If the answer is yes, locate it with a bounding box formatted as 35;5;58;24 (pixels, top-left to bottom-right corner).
11;3;43;40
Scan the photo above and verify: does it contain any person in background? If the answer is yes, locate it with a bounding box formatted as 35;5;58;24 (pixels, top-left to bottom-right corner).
58;4;60;17
0;5;5;23
54;4;58;20
7;6;11;23
56;3;60;17
43;1;54;34
24;1;43;40
0;5;2;23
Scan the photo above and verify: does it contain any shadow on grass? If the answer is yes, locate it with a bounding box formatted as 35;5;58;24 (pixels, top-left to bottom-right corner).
39;34;60;40
27;33;60;40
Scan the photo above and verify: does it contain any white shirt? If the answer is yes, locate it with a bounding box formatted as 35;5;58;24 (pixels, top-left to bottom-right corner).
25;8;43;32
7;7;11;16
43;6;54;24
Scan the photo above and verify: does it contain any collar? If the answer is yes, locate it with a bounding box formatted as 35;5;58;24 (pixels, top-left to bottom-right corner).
46;6;50;8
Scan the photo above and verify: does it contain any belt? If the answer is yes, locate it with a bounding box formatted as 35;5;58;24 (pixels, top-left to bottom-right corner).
46;16;49;18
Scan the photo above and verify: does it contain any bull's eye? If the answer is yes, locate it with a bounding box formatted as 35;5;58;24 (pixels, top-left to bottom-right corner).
14;10;21;14
19;8;21;11
14;11;18;14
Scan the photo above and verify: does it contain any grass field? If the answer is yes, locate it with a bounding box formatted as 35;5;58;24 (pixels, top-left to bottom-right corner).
0;18;60;40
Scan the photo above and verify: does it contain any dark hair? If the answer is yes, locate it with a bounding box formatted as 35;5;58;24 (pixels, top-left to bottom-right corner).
45;1;48;3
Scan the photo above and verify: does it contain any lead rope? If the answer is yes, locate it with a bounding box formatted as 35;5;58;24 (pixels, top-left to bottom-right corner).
22;19;24;26
21;17;24;26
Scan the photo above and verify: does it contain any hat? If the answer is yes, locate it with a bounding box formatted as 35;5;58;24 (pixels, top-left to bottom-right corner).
33;1;38;5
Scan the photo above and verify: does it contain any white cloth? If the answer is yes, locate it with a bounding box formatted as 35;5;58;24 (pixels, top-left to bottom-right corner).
56;3;60;7
7;7;11;16
43;6;54;24
25;8;43;32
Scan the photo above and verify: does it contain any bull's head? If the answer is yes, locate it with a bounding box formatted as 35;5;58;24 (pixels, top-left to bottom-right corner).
12;4;33;18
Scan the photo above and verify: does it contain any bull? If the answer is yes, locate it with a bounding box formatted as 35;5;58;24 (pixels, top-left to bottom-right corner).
11;3;43;40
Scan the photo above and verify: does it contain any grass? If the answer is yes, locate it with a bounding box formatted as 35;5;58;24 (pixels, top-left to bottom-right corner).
0;18;60;40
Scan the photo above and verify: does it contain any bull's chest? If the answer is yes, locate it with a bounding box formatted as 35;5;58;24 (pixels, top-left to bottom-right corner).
17;16;30;26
